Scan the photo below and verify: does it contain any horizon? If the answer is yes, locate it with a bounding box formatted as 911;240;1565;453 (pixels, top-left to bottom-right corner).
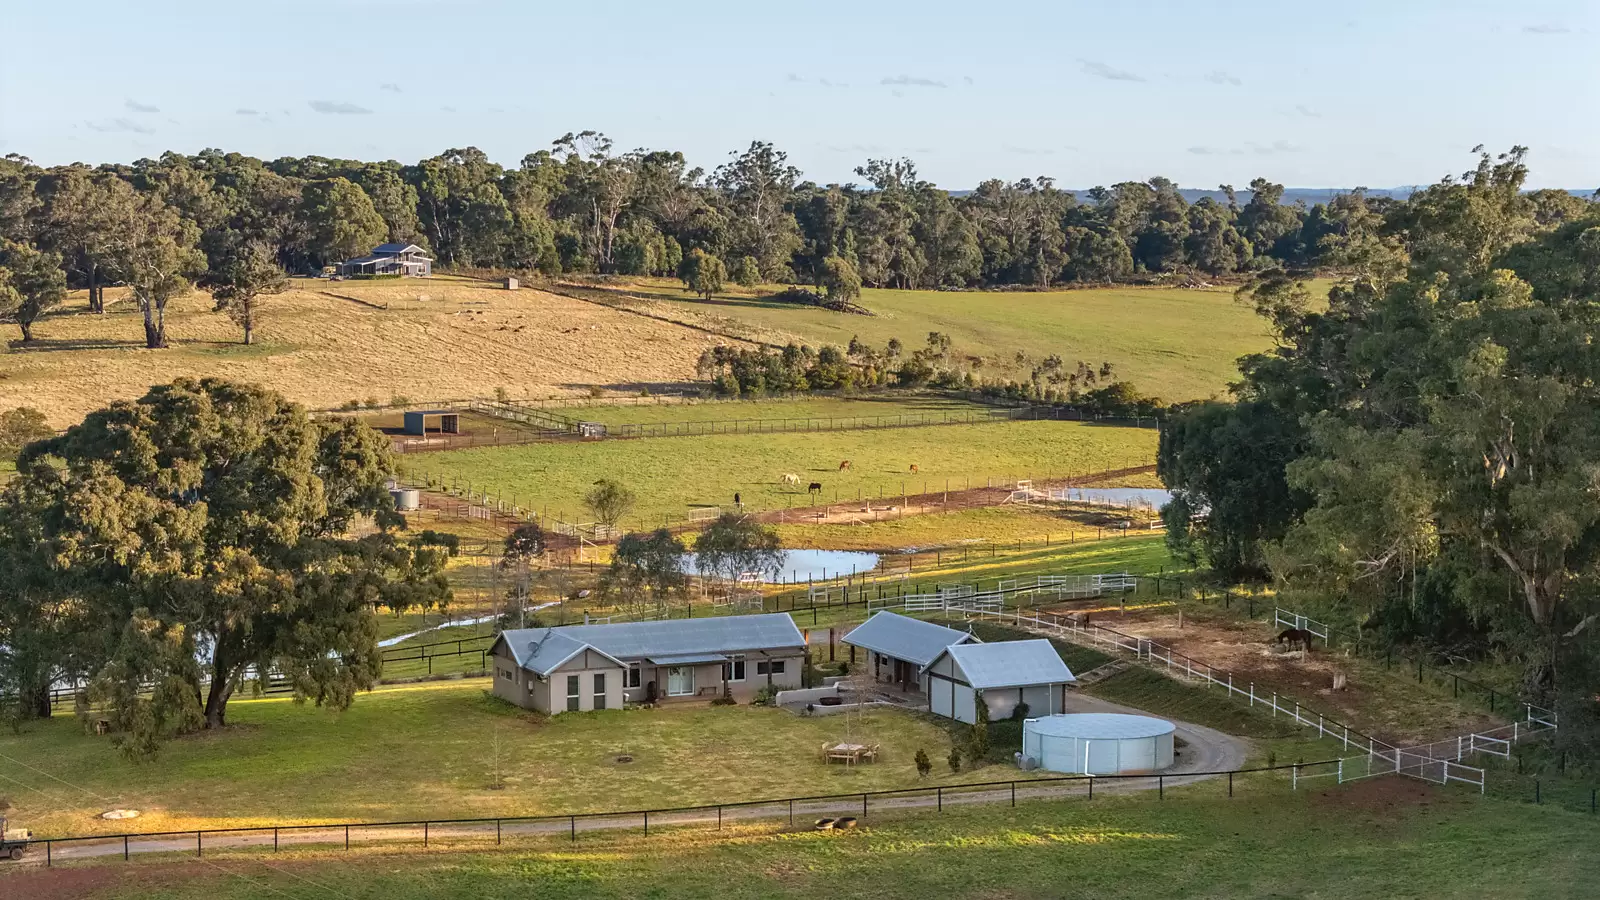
2;0;1595;189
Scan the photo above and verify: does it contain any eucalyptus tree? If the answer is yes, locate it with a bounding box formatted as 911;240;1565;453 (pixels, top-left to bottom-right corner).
8;378;452;752
301;176;387;265
713;141;802;280
124;192;206;348
205;238;288;344
0;241;67;341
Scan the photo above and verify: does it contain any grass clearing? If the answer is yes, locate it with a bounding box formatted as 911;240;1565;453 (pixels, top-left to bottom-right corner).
553;393;1001;427
0;680;1016;837
11;786;1594;899
404;420;1156;524
575;277;1299;402
777;504;1161;551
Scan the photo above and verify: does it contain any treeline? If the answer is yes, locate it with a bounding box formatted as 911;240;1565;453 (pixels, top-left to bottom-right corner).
7;136;1596;343
1156;148;1600;734
696;333;1164;417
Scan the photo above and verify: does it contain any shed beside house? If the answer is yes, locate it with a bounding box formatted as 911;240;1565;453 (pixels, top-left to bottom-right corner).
924;640;1076;724
490;613;807;715
841;611;976;694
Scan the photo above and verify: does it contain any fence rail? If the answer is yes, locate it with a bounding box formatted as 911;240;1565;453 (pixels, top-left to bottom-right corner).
23;760;1339;867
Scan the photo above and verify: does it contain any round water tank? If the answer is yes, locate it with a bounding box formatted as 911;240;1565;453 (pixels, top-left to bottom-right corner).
390;488;421;511
1022;713;1175;775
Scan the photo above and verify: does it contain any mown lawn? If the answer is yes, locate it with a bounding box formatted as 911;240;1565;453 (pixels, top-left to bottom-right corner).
14;786;1596;899
0;681;1011;838
403;420;1156;524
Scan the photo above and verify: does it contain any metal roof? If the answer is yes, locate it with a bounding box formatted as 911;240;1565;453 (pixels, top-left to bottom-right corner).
936;640;1076;689
373;242;431;256
842;611;975;667
647;653;729;666
499;614;804;675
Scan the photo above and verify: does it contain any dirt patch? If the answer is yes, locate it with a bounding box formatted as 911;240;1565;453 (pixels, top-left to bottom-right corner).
1310;775;1453;817
0;861;196;900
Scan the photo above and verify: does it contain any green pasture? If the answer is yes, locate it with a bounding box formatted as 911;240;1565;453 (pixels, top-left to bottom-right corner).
403;420;1157;525
558;393;998;427
599;278;1306;402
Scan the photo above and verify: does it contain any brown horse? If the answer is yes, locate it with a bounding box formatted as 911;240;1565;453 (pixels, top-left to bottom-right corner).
839;460;852;471
1276;628;1315;652
909;464;919;474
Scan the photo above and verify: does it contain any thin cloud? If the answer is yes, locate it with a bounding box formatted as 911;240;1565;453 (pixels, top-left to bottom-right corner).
1078;59;1145;82
1204;70;1242;86
1251;140;1303;155
308;100;372;115
125;99;160;113
786;73;805;83
963;75;975;86
881;75;947;88
1522;23;1570;34
1003;146;1056;156
825;143;887;154
236;108;261;116
1294;104;1322;118
380;82;403;92
87;118;155;134
1187;146;1224;156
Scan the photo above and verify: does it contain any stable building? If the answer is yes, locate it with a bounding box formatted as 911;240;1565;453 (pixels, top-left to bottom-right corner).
489;613;806;715
924;640;1076;724
841;611;976;694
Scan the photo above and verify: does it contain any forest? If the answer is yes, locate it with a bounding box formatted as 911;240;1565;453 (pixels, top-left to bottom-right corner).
6;134;1595;338
1158;147;1600;752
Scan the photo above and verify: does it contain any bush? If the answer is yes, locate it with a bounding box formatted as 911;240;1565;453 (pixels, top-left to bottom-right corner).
587;385;606;399
1012;702;1030;722
348;273;403;281
752;684;780;707
914;748;932;777
711;683;737;706
947;746;962;773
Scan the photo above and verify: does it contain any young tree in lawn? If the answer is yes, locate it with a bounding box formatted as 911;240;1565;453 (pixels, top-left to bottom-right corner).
0;242;67;342
693;512;784;586
500;522;547;628
599;529;689;614
583;478;637;532
123;193;205;349
205;239;288;345
821;255;862;303
10;378;451;753
679;247;726;299
732;254;761;287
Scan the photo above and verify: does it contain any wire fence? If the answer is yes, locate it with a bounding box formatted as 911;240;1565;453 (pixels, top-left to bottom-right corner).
21;760;1342;867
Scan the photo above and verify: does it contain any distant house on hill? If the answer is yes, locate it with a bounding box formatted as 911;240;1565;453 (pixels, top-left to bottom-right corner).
339;243;433;277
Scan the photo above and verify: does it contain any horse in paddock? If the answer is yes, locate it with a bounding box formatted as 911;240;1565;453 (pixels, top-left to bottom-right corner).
909;464;919;474
808;482;824;499
779;473;801;486
1276;628;1315;652
838;460;852;471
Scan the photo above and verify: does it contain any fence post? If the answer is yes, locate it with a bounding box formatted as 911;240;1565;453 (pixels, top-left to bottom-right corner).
497;819;501;844
274;827;279;852
124;835;129;861
197;831;202;857
1292;764;1299;791
47;841;51;867
863;793;868;819
571;816;576;842
938;787;943;812
424;822;429;847
1159;775;1164;799
1012;782;1016;807
644;811;649;836
1088;777;1093;799
789;799;794;828
345;825;349;850
1536;779;1541;805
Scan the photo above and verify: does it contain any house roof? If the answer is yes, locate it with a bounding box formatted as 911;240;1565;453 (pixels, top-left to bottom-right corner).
842;611;976;667
497;613;805;675
933;640;1076;690
373;242;430;256
647;653;729;666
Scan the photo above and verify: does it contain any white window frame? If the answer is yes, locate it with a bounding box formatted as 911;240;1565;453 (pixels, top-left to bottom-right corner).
566;674;581;712
723;654;746;683
593;672;607;710
667;666;695;696
626;663;641;689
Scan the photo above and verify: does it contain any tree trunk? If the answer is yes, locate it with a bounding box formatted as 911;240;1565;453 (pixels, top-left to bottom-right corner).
241;315;253;346
203;659;235;729
142;301;167;349
88;263;102;314
28;683;52;719
18;320;32;342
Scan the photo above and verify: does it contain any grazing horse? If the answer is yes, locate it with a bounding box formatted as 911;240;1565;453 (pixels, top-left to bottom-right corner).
838;460;852;471
779;473;801;486
909;464;919;474
808;482;823;498
1276;628;1315;652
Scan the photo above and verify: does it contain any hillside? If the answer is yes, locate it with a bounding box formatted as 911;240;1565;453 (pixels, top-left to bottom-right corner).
0;277;747;426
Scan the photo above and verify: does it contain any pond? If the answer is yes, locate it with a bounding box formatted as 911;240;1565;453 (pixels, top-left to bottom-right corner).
684;549;881;584
1059;487;1172;510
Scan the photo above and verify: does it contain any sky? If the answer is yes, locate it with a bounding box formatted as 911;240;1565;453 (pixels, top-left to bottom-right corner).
2;0;1596;190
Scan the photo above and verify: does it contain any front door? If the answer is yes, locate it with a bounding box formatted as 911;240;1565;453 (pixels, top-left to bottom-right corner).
667;666;694;696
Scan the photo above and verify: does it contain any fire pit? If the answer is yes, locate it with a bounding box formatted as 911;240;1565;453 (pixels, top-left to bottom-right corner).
818;696;843;707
